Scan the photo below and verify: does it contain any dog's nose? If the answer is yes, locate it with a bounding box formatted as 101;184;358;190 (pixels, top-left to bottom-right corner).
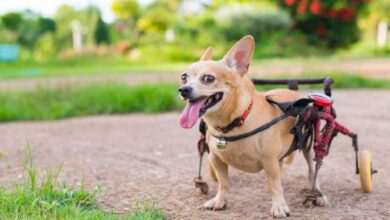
178;86;193;98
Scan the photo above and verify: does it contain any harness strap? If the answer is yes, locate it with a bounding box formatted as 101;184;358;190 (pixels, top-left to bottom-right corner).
279;111;314;161
217;99;253;133
198;120;209;155
210;113;290;142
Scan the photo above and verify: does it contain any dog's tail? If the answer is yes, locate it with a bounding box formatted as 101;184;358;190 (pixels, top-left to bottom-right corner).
283;151;296;165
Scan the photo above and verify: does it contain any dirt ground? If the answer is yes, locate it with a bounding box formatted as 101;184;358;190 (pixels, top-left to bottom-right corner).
0;90;389;219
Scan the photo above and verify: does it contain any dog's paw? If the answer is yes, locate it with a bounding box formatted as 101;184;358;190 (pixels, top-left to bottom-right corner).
271;202;290;218
302;189;328;208
314;195;328;207
202;197;227;211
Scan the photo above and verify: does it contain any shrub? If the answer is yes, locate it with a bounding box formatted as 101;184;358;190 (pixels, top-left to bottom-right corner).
279;0;370;47
214;4;292;41
34;33;57;61
174;13;226;47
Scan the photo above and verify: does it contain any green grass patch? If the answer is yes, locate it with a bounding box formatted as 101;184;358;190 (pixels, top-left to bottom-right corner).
0;146;165;220
0;58;188;79
322;73;390;89
0;83;183;122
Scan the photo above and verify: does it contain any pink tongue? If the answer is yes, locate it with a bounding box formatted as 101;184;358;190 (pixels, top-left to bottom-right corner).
179;98;207;129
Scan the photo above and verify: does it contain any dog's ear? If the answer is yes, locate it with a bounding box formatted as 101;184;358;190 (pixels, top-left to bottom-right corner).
200;47;212;61
222;35;254;75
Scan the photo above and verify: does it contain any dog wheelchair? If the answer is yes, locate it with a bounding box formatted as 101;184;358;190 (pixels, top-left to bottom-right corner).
194;77;376;206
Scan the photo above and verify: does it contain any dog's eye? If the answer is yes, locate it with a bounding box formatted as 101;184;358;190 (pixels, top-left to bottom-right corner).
181;73;188;83
202;75;215;84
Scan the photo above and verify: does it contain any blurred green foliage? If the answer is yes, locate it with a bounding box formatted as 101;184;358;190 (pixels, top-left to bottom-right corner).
0;11;56;50
111;0;140;19
0;0;389;64
1;12;22;31
54;5;101;49
38;17;56;33
214;4;291;41
94;15;110;44
360;0;390;39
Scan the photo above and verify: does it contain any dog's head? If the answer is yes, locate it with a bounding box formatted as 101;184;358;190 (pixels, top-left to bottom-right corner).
179;35;255;129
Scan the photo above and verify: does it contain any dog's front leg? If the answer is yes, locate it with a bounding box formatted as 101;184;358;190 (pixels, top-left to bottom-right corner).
264;158;290;218
203;152;228;210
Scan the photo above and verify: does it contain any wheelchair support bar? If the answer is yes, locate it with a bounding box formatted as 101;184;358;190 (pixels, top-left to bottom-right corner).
252;77;334;97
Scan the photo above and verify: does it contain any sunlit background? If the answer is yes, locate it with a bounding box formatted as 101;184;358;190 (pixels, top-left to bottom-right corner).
0;0;389;66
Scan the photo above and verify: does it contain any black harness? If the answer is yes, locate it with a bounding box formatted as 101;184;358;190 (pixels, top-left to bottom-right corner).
199;97;315;161
210;113;290;142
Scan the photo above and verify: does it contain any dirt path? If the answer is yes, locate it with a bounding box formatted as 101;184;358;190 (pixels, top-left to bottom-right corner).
0;58;389;91
0;90;389;219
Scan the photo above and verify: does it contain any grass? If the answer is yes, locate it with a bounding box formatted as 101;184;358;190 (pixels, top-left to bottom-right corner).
0;74;389;122
0;146;165;220
320;73;390;89
0;83;183;122
0;57;188;79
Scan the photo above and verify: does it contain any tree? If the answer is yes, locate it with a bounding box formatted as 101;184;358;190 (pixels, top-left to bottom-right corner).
94;15;110;44
136;6;175;35
54;4;78;49
3;11;56;48
111;0;141;41
38;17;56;33
136;0;180;37
1;12;22;31
111;0;140;20
16;12;43;48
360;0;390;39
54;4;101;48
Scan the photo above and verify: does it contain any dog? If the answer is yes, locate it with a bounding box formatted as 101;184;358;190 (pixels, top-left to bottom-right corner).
178;35;328;218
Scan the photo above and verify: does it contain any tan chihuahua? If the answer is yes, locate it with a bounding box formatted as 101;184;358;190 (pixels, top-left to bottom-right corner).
179;36;327;218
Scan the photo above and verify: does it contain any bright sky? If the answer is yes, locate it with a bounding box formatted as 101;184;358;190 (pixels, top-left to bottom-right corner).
0;0;154;23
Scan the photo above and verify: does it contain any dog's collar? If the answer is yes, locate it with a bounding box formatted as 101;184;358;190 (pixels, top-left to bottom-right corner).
216;99;253;133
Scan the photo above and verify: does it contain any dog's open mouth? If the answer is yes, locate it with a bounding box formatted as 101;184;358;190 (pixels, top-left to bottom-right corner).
179;92;224;129
199;92;224;117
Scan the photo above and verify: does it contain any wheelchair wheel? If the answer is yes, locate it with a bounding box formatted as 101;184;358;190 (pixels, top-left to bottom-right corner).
359;150;373;193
